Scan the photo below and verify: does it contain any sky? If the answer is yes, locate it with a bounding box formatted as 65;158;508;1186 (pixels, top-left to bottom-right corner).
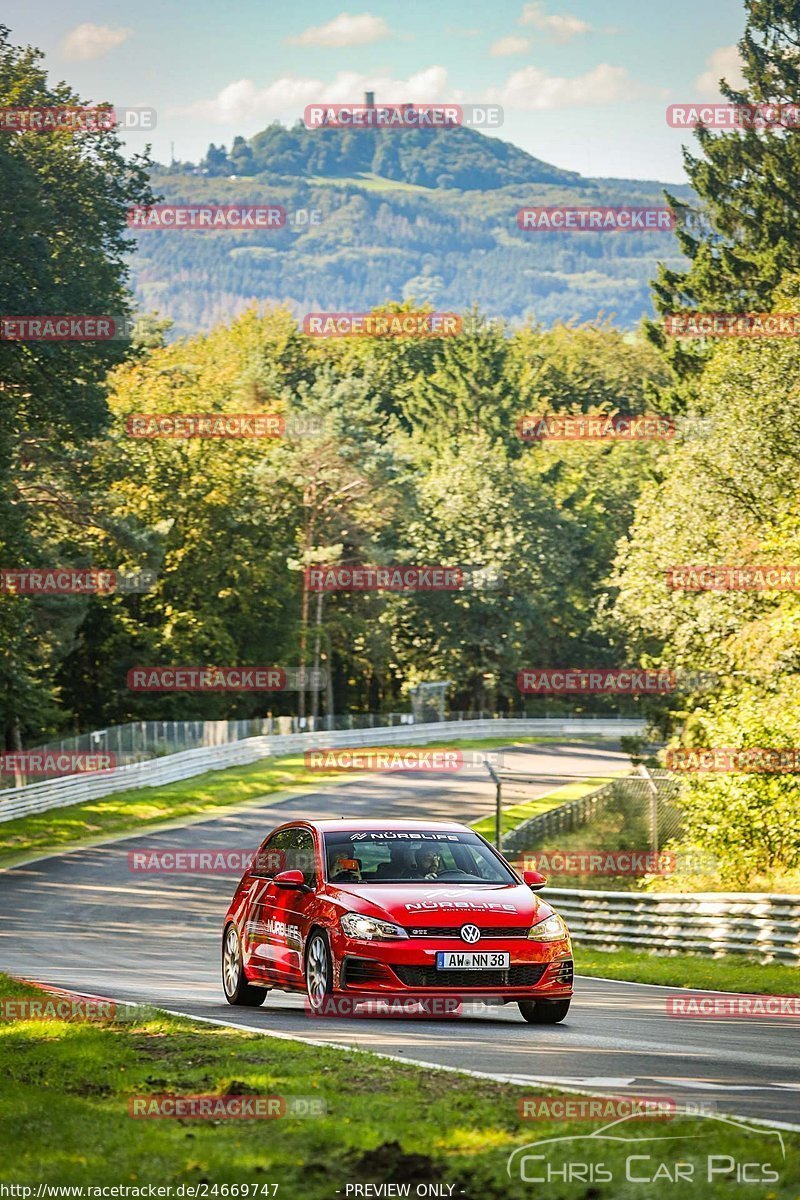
12;0;749;183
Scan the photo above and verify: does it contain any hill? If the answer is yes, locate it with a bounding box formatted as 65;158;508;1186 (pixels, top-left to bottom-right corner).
130;120;692;337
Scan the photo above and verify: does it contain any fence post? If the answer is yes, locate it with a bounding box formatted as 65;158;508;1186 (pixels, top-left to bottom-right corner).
638;763;659;858
485;763;502;853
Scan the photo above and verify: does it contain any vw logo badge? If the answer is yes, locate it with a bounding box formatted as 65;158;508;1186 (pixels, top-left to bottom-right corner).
460;923;481;944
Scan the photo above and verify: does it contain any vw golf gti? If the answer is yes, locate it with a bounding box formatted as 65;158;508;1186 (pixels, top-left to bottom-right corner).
222;818;573;1022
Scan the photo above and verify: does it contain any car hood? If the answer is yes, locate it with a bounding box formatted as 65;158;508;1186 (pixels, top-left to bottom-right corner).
328;881;553;927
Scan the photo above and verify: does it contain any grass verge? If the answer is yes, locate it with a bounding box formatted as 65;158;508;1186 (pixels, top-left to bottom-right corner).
0;975;796;1197
576;946;800;994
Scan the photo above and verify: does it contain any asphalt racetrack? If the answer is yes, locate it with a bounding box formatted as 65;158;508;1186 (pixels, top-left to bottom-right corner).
1;741;798;1127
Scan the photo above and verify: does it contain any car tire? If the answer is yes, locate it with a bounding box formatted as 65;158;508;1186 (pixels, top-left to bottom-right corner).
305;929;334;1014
518;998;570;1024
222;923;267;1006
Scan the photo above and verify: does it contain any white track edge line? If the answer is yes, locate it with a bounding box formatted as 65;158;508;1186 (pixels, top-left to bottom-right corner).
155;1002;800;1135
14;977;800;1133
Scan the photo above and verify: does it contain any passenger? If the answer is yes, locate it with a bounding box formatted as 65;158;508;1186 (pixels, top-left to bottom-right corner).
331;855;361;882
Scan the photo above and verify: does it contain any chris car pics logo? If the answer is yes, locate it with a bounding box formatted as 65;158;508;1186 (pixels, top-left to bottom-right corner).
506;1112;785;1186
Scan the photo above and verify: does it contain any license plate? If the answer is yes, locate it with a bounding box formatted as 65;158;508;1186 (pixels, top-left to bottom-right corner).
435;951;510;970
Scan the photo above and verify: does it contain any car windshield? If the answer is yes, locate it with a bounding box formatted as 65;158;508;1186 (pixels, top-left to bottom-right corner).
322;830;517;885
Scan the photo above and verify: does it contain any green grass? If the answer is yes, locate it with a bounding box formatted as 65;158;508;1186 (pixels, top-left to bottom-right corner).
576;947;800;994
471;775;618;840
0;734;567;871
1;975;796;1196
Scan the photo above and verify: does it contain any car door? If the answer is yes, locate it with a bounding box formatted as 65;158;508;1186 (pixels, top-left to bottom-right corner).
243;828;296;981
252;826;319;985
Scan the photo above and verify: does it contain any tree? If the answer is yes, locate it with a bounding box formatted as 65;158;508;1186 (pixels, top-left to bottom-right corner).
202;143;231;175
253;365;405;719
649;0;800;375
608;324;800;885
0;26;153;747
228;135;254;175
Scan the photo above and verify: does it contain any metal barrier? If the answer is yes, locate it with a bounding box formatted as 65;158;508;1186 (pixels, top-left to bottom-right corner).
0;717;644;825
548;888;800;962
499;766;682;857
501;781;621;853
0;711;458;789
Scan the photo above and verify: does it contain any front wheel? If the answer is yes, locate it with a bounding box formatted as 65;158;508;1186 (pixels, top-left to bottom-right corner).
518;998;570;1024
305;930;334;1013
222;924;267;1006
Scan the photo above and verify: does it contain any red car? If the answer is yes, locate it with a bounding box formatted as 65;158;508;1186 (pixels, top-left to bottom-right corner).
222;818;573;1023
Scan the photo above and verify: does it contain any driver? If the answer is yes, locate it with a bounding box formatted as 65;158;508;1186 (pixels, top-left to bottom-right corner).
415;849;442;880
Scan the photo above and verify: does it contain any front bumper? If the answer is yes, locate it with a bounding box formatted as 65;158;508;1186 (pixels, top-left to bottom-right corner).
336;936;574;998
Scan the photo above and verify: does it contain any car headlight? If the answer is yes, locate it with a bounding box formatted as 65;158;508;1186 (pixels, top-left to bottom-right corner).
528;914;568;941
340;912;408;941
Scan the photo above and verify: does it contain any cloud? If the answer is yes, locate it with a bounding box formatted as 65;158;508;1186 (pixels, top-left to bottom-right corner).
695;45;746;98
172;67;451;124
62;23;132;61
486;62;644;109
491;35;530;57
286;12;392;48
519;3;591;43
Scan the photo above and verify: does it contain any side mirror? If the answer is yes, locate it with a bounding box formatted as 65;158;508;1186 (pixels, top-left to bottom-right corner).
523;869;547;892
273;869;307;889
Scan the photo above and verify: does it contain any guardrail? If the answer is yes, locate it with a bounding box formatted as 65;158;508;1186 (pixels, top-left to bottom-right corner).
547;888;800;962
0;716;643;825
502;781;621;853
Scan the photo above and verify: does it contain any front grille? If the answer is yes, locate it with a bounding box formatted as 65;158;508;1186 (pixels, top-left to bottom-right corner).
405;926;530;939
394;963;548;989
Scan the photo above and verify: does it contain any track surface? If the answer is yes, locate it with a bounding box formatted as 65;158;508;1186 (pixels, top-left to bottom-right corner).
1;741;798;1126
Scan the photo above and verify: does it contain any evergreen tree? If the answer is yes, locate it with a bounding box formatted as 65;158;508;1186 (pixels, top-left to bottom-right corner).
650;0;800;375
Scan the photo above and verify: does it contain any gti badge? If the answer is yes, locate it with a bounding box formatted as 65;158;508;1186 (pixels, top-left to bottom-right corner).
460;923;481;944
